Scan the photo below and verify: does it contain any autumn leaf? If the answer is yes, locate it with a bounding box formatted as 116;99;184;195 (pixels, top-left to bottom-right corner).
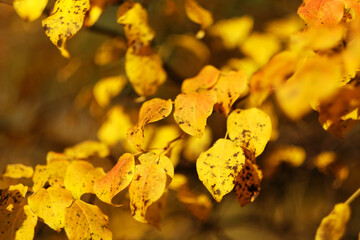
64;160;105;199
315;203;350;240
129;163;167;223
196;138;245;202
235;159;263;206
185;0;213;31
125;47;167;96
65;199;112;240
181;65;220;93
139;152;174;179
212;70;248;116
3;164;33;179
84;0;106;27
127;98;173;151
13;0;48;22
174;91;217;137
94;153;135;205
42;0;90;58
64;140;110;159
298;0;345;27
265;14;305;39
0;185;38;240
28;186;73;231
93;75;127;108
94;38;127;66
227;108;272;157
183;127;212;162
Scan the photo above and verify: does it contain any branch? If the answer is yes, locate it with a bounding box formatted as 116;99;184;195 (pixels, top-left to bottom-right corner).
0;0;12;6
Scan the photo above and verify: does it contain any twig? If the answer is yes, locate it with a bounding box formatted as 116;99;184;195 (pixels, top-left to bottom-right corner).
345;188;360;205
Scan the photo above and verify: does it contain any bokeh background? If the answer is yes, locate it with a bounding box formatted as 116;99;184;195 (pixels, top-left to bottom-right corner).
1;0;359;239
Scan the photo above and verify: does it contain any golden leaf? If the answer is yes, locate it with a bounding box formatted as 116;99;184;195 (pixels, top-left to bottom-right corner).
183;127;212;162
222;57;259;78
227;108;272;157
174;91;217;137
125;48;167;96
84;0;106;27
139;152;174;179
42;0;90;58
127;98;173;151
94;153;135;205
64;140;110;159
196;138;245;202
315;203;350;240
181;65;220;93
3;164;33;179
265;14;304;39
28;186;73;231
93;75;127;107
185;0;213;30
13;0;48;22
65;199;112;240
64;161;105;199
94;38;127;66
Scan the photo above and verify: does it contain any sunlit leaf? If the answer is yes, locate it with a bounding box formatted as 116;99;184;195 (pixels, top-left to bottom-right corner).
227;108;272;157
212;70;248;116
174;91;217;137
127;98;173;151
93;75;127;107
28;186;73;231
208;16;253;49
13;0;48;22
314;151;336;170
65;199;112;240
84;0;106;27
94;153;135;205
42;0;90;58
298;0;345;27
315;203;350;240
139;152;174;179
125;47;167;96
183;127;212;162
181;65;219;93
265;14;304;39
185;0;213;31
235;159;262;206
196;138;245;202
64;161;105;199
3;164;33;179
222;57;259;78
64;140;110;159
94;38;127;66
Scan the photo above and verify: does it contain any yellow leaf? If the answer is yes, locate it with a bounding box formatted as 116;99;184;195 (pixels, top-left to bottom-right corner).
235;159;263;206
32;159;70;192
64;140;110;159
240;32;281;66
84;0;106;27
65;199;112;240
227;108;272;157
177;187;212;221
94;153;135;205
46;151;73;164
183;127;212;162
93;75;127;107
13;0;48;22
125;47;167;96
222;57;259;78
3;164;33;179
315;203;350;240
28;186;73;231
314;152;336;170
258;101;279;141
212;70;248;116
94;38;127;66
42;0;90;58
185;0;213;30
174;91;217;137
196;138;245;202
265;14;304;39
117;2;154;48
208;16;253;49
139;152;174;179
129;163;167;223
181;65;220;93
127;98;173;151
64;161;105;199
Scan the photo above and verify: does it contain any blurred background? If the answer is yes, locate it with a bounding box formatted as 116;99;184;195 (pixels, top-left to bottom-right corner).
1;0;359;239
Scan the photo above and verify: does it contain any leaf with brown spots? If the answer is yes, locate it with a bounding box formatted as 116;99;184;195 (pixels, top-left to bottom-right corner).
64;199;112;240
196;139;245;202
227;108;272;157
297;0;345;27
3;164;33;179
185;0;213;30
64;140;110;159
315;203;350;240
127;98;173;151
235;159;263;206
181;65;220;93
42;0;90;58
0;185;38;240
28;186;73;231
212;70;248;116
125;47;167;96
174;91;217;137
139;152;174;179
64;161;105;200
129;163;167;223
14;0;48;22
94;153;135;205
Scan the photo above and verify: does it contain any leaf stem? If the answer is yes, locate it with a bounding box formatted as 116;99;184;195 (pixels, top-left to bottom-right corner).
345;188;360;205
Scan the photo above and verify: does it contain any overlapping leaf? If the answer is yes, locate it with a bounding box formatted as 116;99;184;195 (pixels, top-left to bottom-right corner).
139;152;174;179
64;140;110;159
181;65;219;93
3;164;33;179
93;75;127;107
13;0;48;21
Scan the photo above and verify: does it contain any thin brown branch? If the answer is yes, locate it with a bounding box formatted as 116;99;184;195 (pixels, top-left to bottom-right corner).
0;0;12;6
